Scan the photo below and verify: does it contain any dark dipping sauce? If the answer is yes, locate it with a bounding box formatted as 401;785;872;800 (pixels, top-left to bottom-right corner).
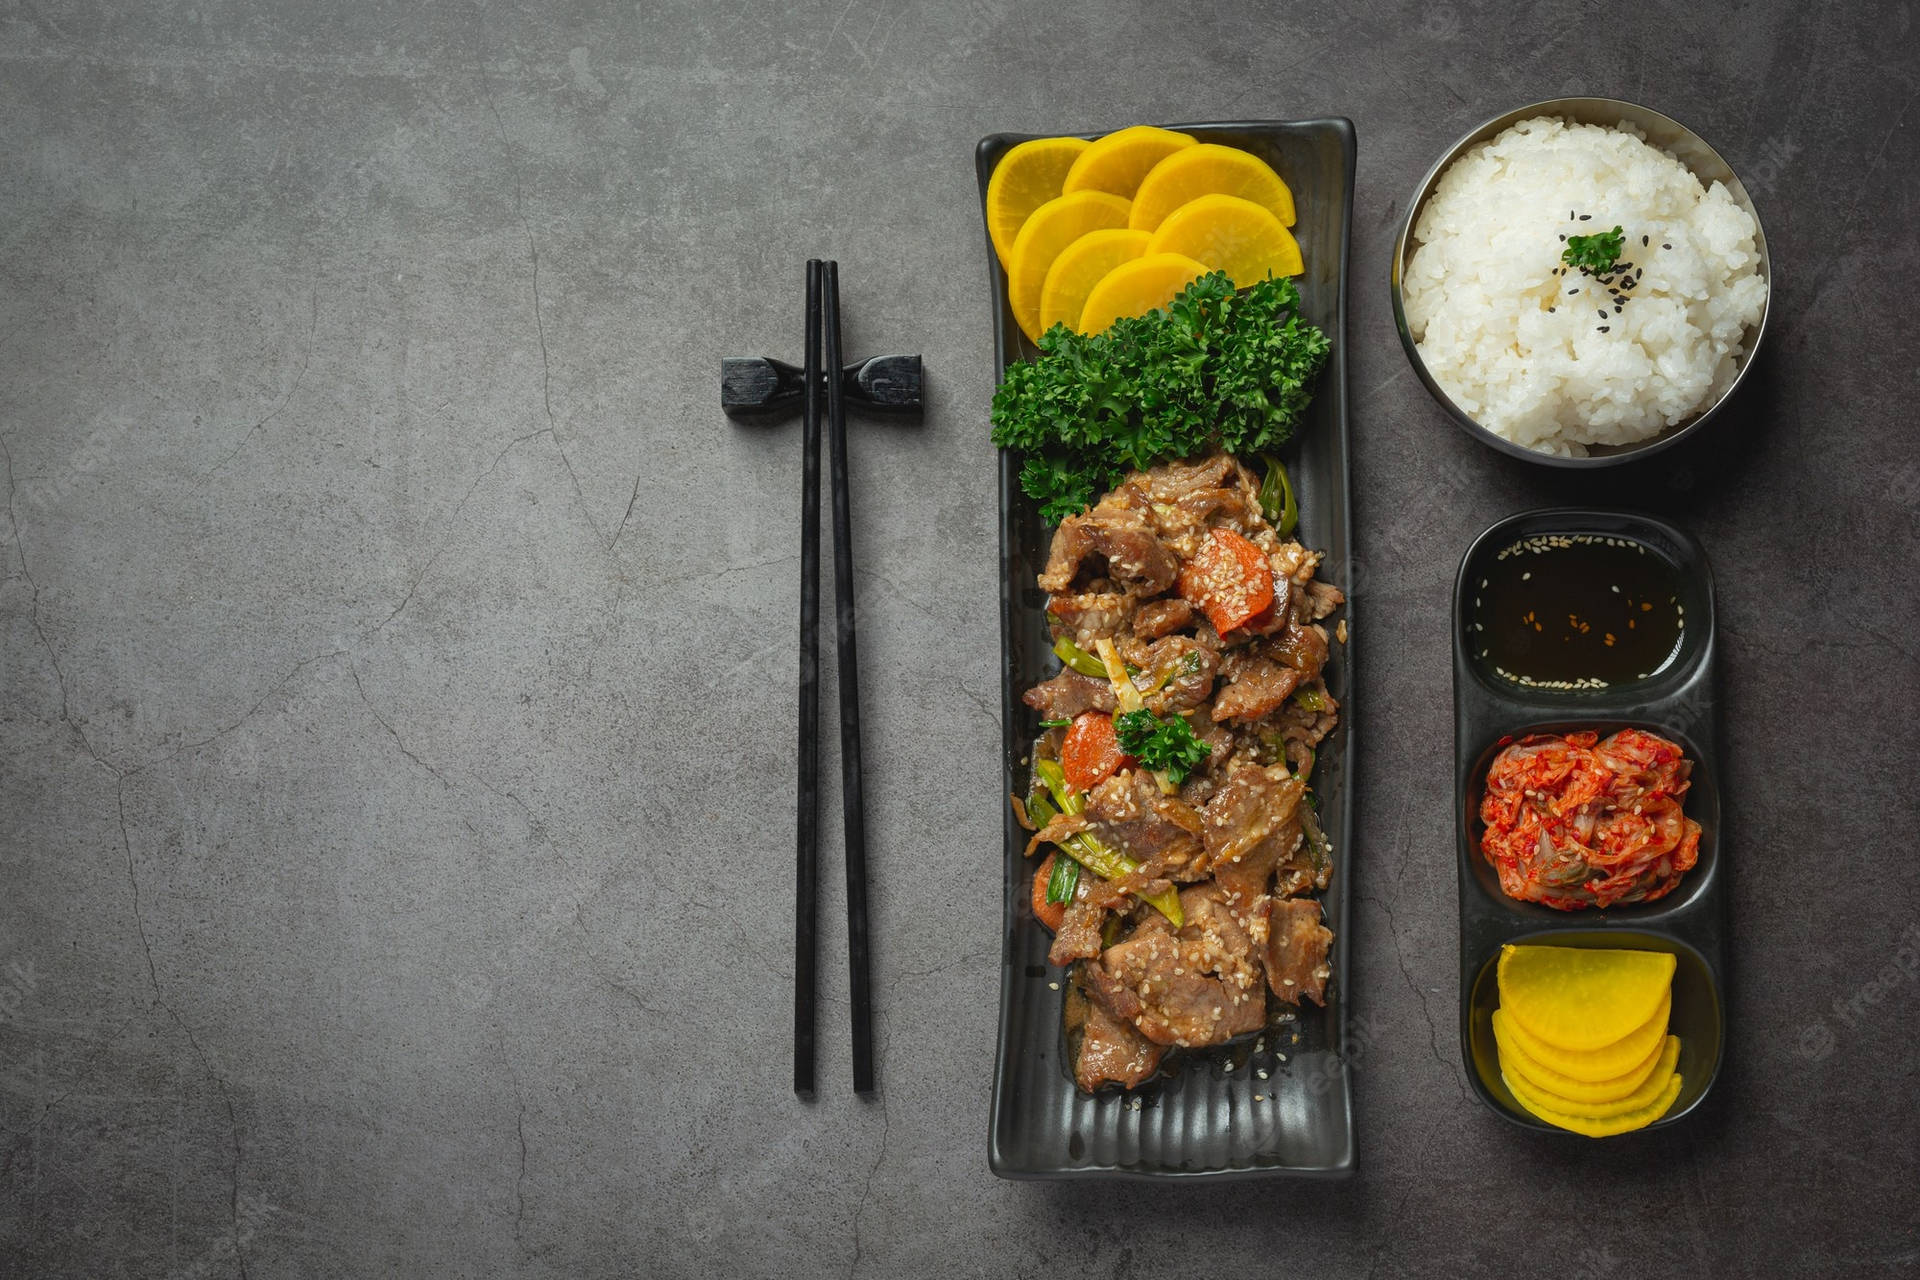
1468;534;1685;689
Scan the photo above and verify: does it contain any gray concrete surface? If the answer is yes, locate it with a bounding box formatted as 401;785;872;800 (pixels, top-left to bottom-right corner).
2;1;1916;1275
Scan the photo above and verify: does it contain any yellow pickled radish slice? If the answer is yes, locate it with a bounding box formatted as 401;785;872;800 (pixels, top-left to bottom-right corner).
1007;190;1132;343
1062;125;1197;199
1497;945;1676;1050
1039;229;1152;335
1495;1011;1669;1104
985;136;1091;268
1506;1066;1684;1137
1493;994;1670;1081
1129;143;1297;232
1504;1035;1682;1120
1077;252;1210;336
1146;193;1304;285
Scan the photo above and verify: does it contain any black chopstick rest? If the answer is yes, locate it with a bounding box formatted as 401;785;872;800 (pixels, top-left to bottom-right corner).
721;354;924;418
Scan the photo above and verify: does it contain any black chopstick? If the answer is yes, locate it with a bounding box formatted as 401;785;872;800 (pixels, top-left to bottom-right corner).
794;260;823;1099
823;263;876;1095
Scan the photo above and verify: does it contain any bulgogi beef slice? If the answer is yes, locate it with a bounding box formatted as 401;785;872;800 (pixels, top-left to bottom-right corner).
1173;722;1239;806
1266;896;1333;1005
1210;652;1303;722
1048;895;1108;967
1303;579;1345;621
1079;946;1146;1022
1023;811;1088;858
1140;453;1238;505
1131;455;1261;556
1038;507;1178;597
1271;697;1339;761
1096;887;1266;1048
1269;621;1330;674
1137;636;1218;714
1236;574;1295;638
1202;764;1306;905
1048;591;1134;646
1133;597;1194;641
1023;669;1117;721
1073;988;1168;1092
1085;769;1208;882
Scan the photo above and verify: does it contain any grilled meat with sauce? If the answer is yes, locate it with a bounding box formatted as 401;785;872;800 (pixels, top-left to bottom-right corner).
1017;454;1343;1091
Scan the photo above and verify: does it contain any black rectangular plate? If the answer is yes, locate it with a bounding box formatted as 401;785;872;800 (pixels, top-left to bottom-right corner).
979;119;1357;1180
1451;509;1727;1135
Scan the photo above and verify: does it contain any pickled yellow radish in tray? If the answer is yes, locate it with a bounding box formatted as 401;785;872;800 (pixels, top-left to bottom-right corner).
1039;229;1151;335
1497;944;1675;1050
984;126;1305;344
1129;143;1297;232
1006;190;1132;342
1506;1064;1684;1137
1146;193;1303;285
985;136;1090;267
1493;990;1671;1081
1076;252;1209;335
1492;944;1683;1135
1503;1023;1678;1108
1062;125;1195;199
1494;1014;1669;1104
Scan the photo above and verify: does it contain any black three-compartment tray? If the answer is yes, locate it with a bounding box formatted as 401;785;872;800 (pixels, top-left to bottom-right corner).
1453;508;1727;1134
978;119;1357;1179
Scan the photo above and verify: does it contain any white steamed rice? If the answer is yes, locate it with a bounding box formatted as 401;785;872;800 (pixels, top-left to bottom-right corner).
1403;116;1767;456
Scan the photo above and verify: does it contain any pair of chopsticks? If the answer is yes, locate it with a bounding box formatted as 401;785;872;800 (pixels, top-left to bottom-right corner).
794;260;875;1098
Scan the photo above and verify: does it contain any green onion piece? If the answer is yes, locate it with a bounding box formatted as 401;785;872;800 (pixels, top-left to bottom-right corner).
1031;760;1183;925
1300;799;1333;875
1059;833;1183;925
1037;717;1072;728
1027;790;1060;828
1045;849;1081;904
1034;759;1078;813
1259;455;1299;537
1052;636;1108;679
1292;685;1328;712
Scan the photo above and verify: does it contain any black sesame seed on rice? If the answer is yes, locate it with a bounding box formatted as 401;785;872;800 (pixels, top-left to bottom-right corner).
1598;325;1610;332
1643;235;1650;246
1579;213;1592;220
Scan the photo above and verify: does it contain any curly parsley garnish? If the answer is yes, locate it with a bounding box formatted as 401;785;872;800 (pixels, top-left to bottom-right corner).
1562;224;1626;275
1113;709;1211;786
989;272;1331;525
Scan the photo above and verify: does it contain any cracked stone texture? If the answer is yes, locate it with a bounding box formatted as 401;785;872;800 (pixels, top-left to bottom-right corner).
1;1;1916;1276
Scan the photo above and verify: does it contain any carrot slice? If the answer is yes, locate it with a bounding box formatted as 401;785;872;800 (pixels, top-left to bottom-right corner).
1061;711;1132;791
1032;853;1067;931
1178;528;1275;634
